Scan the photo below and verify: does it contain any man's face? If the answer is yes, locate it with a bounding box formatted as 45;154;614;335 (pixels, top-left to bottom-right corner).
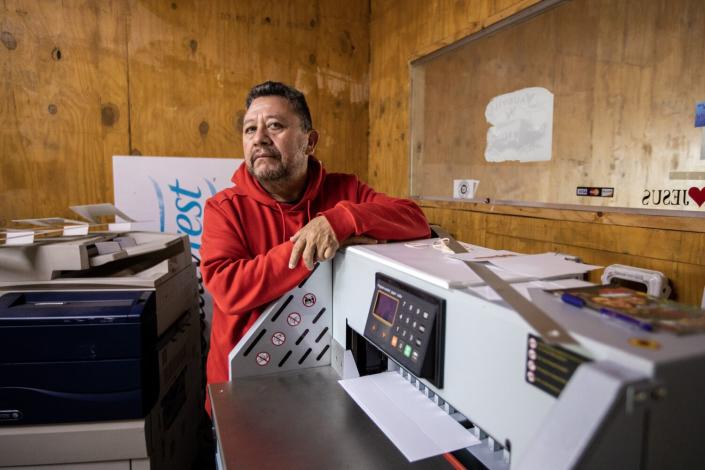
242;96;312;183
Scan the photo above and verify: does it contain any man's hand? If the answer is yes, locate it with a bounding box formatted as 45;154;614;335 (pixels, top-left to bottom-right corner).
289;216;339;270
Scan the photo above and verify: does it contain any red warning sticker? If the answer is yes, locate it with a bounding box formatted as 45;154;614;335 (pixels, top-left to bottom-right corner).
255;351;271;366
271;331;286;346
287;312;302;327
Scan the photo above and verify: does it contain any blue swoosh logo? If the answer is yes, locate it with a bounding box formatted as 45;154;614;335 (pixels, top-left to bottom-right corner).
205;178;217;196
148;177;165;232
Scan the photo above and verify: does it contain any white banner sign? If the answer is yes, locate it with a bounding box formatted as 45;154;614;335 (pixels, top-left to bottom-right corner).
113;155;242;258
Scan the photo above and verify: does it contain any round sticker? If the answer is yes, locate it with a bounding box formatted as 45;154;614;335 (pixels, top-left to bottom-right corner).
302;293;317;307
271;331;286;346
255;351;271;366
287;312;302;327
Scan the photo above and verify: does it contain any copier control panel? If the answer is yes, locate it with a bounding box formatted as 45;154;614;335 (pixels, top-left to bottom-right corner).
364;273;445;388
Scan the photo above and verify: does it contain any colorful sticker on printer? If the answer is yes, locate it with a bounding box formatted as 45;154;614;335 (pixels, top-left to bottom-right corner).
628;337;661;350
576;186;614;197
695;102;705;128
271;331;286;346
255;351;271;366
525;334;590;398
302;292;317;307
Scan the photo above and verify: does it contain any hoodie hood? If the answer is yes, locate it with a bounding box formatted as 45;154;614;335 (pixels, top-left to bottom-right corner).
231;155;325;211
230;156;325;242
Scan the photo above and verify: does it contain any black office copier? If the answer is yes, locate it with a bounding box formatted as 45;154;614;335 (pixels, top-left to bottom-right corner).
0;231;202;470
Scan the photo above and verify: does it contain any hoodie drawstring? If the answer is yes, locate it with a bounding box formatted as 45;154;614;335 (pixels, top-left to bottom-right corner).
278;205;287;244
278;200;313;245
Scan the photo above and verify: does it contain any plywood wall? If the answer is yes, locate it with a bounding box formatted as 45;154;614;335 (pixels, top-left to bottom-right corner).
3;0;704;303
1;1;129;225
369;0;705;304
0;0;369;224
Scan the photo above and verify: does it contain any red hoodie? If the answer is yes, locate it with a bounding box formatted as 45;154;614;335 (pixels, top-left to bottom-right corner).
200;157;430;413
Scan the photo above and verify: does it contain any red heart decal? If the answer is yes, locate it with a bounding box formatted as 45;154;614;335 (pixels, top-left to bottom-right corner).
688;187;705;207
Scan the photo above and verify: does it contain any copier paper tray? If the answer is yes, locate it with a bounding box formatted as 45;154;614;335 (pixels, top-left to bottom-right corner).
0;290;158;425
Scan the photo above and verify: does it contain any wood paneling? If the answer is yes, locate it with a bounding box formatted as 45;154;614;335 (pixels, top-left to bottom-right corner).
1;0;128;226
1;0;369;225
370;0;705;304
420;201;705;304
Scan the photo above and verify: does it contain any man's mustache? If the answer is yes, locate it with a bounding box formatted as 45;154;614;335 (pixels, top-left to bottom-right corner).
252;148;281;161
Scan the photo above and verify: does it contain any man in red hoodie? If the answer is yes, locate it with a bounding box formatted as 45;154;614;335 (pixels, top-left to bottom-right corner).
200;81;430;413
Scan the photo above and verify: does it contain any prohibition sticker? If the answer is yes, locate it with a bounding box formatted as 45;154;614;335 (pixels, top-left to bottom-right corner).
302;293;317;307
287;312;302;326
255;352;270;366
271;331;286;346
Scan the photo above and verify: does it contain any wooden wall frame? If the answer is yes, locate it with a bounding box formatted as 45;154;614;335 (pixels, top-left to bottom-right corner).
409;0;705;218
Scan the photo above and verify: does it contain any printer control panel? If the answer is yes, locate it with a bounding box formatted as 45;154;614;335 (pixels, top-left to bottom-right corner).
364;273;445;388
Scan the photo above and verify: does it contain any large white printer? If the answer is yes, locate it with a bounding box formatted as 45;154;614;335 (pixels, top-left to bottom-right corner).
0;231;203;470
213;236;705;470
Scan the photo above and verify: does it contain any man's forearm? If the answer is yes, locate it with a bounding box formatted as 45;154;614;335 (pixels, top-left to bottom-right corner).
322;198;430;242
202;241;310;316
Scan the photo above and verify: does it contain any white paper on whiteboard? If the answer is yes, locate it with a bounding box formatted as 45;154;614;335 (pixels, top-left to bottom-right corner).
339;372;480;462
485;87;554;163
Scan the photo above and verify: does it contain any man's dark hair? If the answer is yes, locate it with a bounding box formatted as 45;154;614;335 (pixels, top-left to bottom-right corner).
245;81;313;131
